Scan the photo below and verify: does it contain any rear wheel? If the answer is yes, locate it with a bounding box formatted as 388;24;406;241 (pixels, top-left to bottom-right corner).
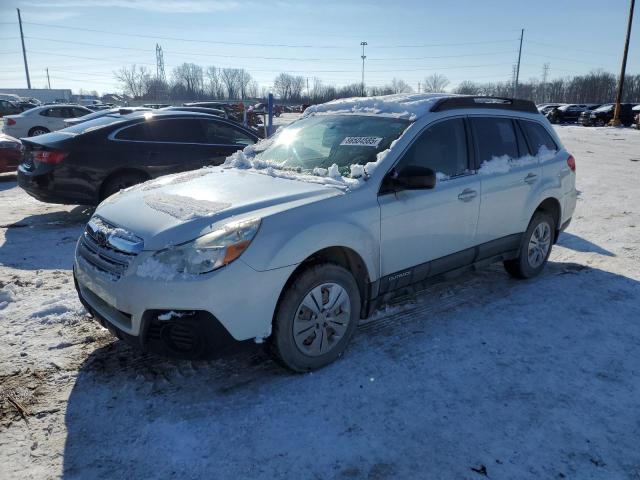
595;118;606;127
100;171;148;201
28;126;49;136
269;264;360;372
504;212;555;279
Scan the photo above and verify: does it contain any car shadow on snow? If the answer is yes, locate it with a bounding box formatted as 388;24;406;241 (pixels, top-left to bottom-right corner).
557;232;616;257
61;261;640;479
0;174;17;192
0;205;93;270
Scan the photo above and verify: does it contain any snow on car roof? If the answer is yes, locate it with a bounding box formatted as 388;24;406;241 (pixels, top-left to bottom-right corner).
302;93;458;120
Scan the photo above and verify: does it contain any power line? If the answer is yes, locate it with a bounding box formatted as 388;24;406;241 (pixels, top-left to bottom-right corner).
21;21;520;51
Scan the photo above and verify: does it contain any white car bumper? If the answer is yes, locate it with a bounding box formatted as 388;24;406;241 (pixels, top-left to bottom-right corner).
73;240;296;343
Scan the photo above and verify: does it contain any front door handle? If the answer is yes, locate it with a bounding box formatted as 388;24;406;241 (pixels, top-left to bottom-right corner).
524;173;538;184
457;188;478;202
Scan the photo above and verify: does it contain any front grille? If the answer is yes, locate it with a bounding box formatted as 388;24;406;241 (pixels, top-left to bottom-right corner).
76;217;142;281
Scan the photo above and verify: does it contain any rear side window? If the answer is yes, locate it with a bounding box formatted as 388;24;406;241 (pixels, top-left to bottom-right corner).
470;117;518;163
399;118;469;177
201;120;255;146
116;119;206;143
520;120;557;154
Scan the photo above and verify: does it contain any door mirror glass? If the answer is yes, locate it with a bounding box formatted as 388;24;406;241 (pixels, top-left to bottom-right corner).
392;165;437;190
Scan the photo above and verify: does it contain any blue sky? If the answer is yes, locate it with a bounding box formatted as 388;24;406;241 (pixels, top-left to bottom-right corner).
0;0;637;95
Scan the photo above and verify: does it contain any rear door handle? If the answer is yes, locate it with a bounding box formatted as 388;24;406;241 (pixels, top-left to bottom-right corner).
457;188;478;202
524;173;538;184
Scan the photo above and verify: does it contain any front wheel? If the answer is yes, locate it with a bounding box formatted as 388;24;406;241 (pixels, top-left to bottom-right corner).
504;212;555;279
269;264;361;372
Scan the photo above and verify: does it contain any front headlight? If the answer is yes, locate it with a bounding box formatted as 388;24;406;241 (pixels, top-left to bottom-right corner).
153;218;261;274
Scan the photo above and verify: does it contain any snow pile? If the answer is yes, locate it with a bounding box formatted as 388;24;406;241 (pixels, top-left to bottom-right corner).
303;93;455;120
479;145;557;175
0;283;17;310
143;193;231;221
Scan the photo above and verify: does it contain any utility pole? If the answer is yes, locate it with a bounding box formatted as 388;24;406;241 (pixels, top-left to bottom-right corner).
513;28;524;98
360;41;367;96
46;68;51;89
155;44;166;100
17;9;31;89
417;82;421;93
612;0;635;126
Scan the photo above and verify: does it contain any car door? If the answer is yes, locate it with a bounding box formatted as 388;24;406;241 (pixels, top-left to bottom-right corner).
378;117;480;281
472;116;542;246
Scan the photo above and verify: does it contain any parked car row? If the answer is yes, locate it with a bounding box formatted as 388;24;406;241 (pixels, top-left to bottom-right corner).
538;102;640;127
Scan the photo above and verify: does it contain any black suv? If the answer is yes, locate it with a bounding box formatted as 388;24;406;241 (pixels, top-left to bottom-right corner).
579;103;637;127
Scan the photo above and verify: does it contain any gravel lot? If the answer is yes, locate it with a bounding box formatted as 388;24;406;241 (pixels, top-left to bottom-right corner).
1;125;639;480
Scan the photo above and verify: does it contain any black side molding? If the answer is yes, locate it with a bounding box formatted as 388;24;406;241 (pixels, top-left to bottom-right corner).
431;96;539;114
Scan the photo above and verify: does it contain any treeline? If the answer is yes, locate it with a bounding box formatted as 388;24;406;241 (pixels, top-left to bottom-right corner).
455;70;640;104
114;64;640;104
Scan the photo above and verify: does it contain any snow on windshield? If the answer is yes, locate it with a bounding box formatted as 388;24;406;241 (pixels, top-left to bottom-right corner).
223;114;412;189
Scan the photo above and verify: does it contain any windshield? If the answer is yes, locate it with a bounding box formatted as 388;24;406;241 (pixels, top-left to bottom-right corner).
594;104;613;112
255;115;410;174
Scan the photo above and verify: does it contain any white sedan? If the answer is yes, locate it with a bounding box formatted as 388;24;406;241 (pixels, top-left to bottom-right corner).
3;104;92;137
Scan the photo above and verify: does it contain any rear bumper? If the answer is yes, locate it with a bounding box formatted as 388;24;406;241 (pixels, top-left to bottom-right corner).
17;166;93;204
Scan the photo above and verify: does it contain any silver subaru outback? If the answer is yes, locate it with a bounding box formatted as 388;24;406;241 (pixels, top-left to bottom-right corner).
74;94;577;371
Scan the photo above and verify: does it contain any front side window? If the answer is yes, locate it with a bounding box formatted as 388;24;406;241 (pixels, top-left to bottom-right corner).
202;121;255;146
255;114;410;174
520;120;557;154
470;117;518;163
396;118;469;177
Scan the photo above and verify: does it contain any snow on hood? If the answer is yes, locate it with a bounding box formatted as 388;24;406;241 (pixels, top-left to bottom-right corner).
95;166;342;251
302;93;456;120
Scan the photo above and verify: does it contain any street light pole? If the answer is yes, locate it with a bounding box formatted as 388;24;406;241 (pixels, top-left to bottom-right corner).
612;0;635;126
360;41;367;96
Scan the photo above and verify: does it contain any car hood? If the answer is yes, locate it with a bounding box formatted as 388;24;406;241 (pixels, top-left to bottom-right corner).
95;166;344;251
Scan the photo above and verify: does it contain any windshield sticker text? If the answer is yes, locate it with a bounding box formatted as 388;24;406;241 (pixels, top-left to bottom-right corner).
340;136;383;148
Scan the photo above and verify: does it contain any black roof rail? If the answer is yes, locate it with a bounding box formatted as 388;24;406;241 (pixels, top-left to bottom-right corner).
430;96;538;114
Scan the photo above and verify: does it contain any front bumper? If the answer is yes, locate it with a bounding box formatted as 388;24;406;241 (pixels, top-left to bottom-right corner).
73;245;297;344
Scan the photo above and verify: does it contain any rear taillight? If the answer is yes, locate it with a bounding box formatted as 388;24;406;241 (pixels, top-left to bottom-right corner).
6;118;16;126
33;150;68;164
567;154;576;172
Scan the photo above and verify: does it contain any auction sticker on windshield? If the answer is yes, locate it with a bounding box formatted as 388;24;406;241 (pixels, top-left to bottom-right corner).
340;136;383;147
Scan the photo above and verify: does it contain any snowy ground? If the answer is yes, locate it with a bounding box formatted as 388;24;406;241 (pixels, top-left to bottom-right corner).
1;125;639;480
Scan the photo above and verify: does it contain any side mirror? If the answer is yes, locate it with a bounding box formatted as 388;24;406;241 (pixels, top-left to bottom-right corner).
390;165;437;191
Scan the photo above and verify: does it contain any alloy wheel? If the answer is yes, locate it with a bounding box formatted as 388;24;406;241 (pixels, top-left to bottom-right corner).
527;222;551;268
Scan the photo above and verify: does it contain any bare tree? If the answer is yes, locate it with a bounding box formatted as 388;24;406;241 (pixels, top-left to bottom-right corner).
454;80;481;95
172;63;204;97
220;68;242;99
114;65;150;98
205;66;224;98
424;73;450;93
390;78;413;94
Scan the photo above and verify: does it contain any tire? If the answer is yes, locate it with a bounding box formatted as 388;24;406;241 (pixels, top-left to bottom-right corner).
504;212;555;279
269;263;361;372
100;171;148;201
28;126;50;137
595;118;606;127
